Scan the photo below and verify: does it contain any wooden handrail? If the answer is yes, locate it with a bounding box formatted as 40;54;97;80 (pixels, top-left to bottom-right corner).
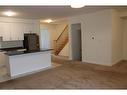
56;25;68;42
54;25;69;55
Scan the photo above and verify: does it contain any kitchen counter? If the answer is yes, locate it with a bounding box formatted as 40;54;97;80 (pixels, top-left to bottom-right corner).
5;49;53;56
3;48;53;78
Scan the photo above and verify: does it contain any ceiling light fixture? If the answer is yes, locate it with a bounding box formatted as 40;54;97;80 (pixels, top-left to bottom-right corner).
70;0;85;8
3;11;16;16
43;19;53;23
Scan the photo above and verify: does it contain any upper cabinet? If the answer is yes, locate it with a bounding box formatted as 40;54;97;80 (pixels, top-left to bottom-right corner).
11;23;24;41
0;18;40;41
1;22;24;41
2;22;11;41
0;23;3;37
24;23;34;34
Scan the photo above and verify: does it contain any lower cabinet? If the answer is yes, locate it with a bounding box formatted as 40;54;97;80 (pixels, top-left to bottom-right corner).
9;51;51;78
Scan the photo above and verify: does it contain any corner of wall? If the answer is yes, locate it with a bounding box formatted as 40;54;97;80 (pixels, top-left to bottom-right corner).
111;9;123;66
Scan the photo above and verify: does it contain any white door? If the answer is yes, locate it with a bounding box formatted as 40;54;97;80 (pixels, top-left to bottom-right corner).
40;29;50;49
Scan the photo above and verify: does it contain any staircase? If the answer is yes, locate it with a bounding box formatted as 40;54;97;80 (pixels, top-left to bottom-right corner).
54;25;69;55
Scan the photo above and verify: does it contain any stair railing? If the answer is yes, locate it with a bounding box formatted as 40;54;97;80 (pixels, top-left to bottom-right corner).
54;25;68;55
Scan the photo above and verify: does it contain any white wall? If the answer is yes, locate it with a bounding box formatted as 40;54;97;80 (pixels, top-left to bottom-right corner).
69;9;113;66
123;19;127;60
111;10;123;65
59;42;69;56
69;9;127;66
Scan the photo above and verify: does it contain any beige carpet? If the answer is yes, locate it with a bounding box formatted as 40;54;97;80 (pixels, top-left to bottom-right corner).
0;60;127;89
52;62;62;68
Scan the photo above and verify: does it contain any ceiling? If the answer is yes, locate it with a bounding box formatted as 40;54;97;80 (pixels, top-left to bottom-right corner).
0;6;127;21
0;6;112;21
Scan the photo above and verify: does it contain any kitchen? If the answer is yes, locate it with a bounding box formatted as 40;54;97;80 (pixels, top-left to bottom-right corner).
0;17;52;82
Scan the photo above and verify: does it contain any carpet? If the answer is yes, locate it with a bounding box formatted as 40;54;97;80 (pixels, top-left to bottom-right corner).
0;60;127;89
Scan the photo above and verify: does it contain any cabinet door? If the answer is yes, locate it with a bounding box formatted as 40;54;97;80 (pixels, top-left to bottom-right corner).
1;22;37;41
10;23;17;41
23;23;33;34
32;23;39;34
11;23;24;41
0;22;3;37
2;22;11;41
18;23;24;40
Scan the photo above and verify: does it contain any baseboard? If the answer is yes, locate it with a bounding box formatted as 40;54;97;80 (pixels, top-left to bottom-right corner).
11;66;52;79
83;59;124;66
111;59;123;66
121;60;127;62
83;60;112;66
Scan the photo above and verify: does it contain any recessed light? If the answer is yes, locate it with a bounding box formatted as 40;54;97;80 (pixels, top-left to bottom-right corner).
71;4;85;8
70;0;85;8
3;11;16;16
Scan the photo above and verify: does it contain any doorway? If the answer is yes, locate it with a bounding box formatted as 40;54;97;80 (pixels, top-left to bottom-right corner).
71;23;82;61
40;29;50;49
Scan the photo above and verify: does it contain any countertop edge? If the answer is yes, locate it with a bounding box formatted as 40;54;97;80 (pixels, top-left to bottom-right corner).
4;49;53;56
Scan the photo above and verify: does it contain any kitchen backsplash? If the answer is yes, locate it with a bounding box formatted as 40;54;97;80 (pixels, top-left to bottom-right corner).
0;40;23;49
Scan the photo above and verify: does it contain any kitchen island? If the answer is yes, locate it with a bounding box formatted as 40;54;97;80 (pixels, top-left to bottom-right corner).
5;49;52;78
